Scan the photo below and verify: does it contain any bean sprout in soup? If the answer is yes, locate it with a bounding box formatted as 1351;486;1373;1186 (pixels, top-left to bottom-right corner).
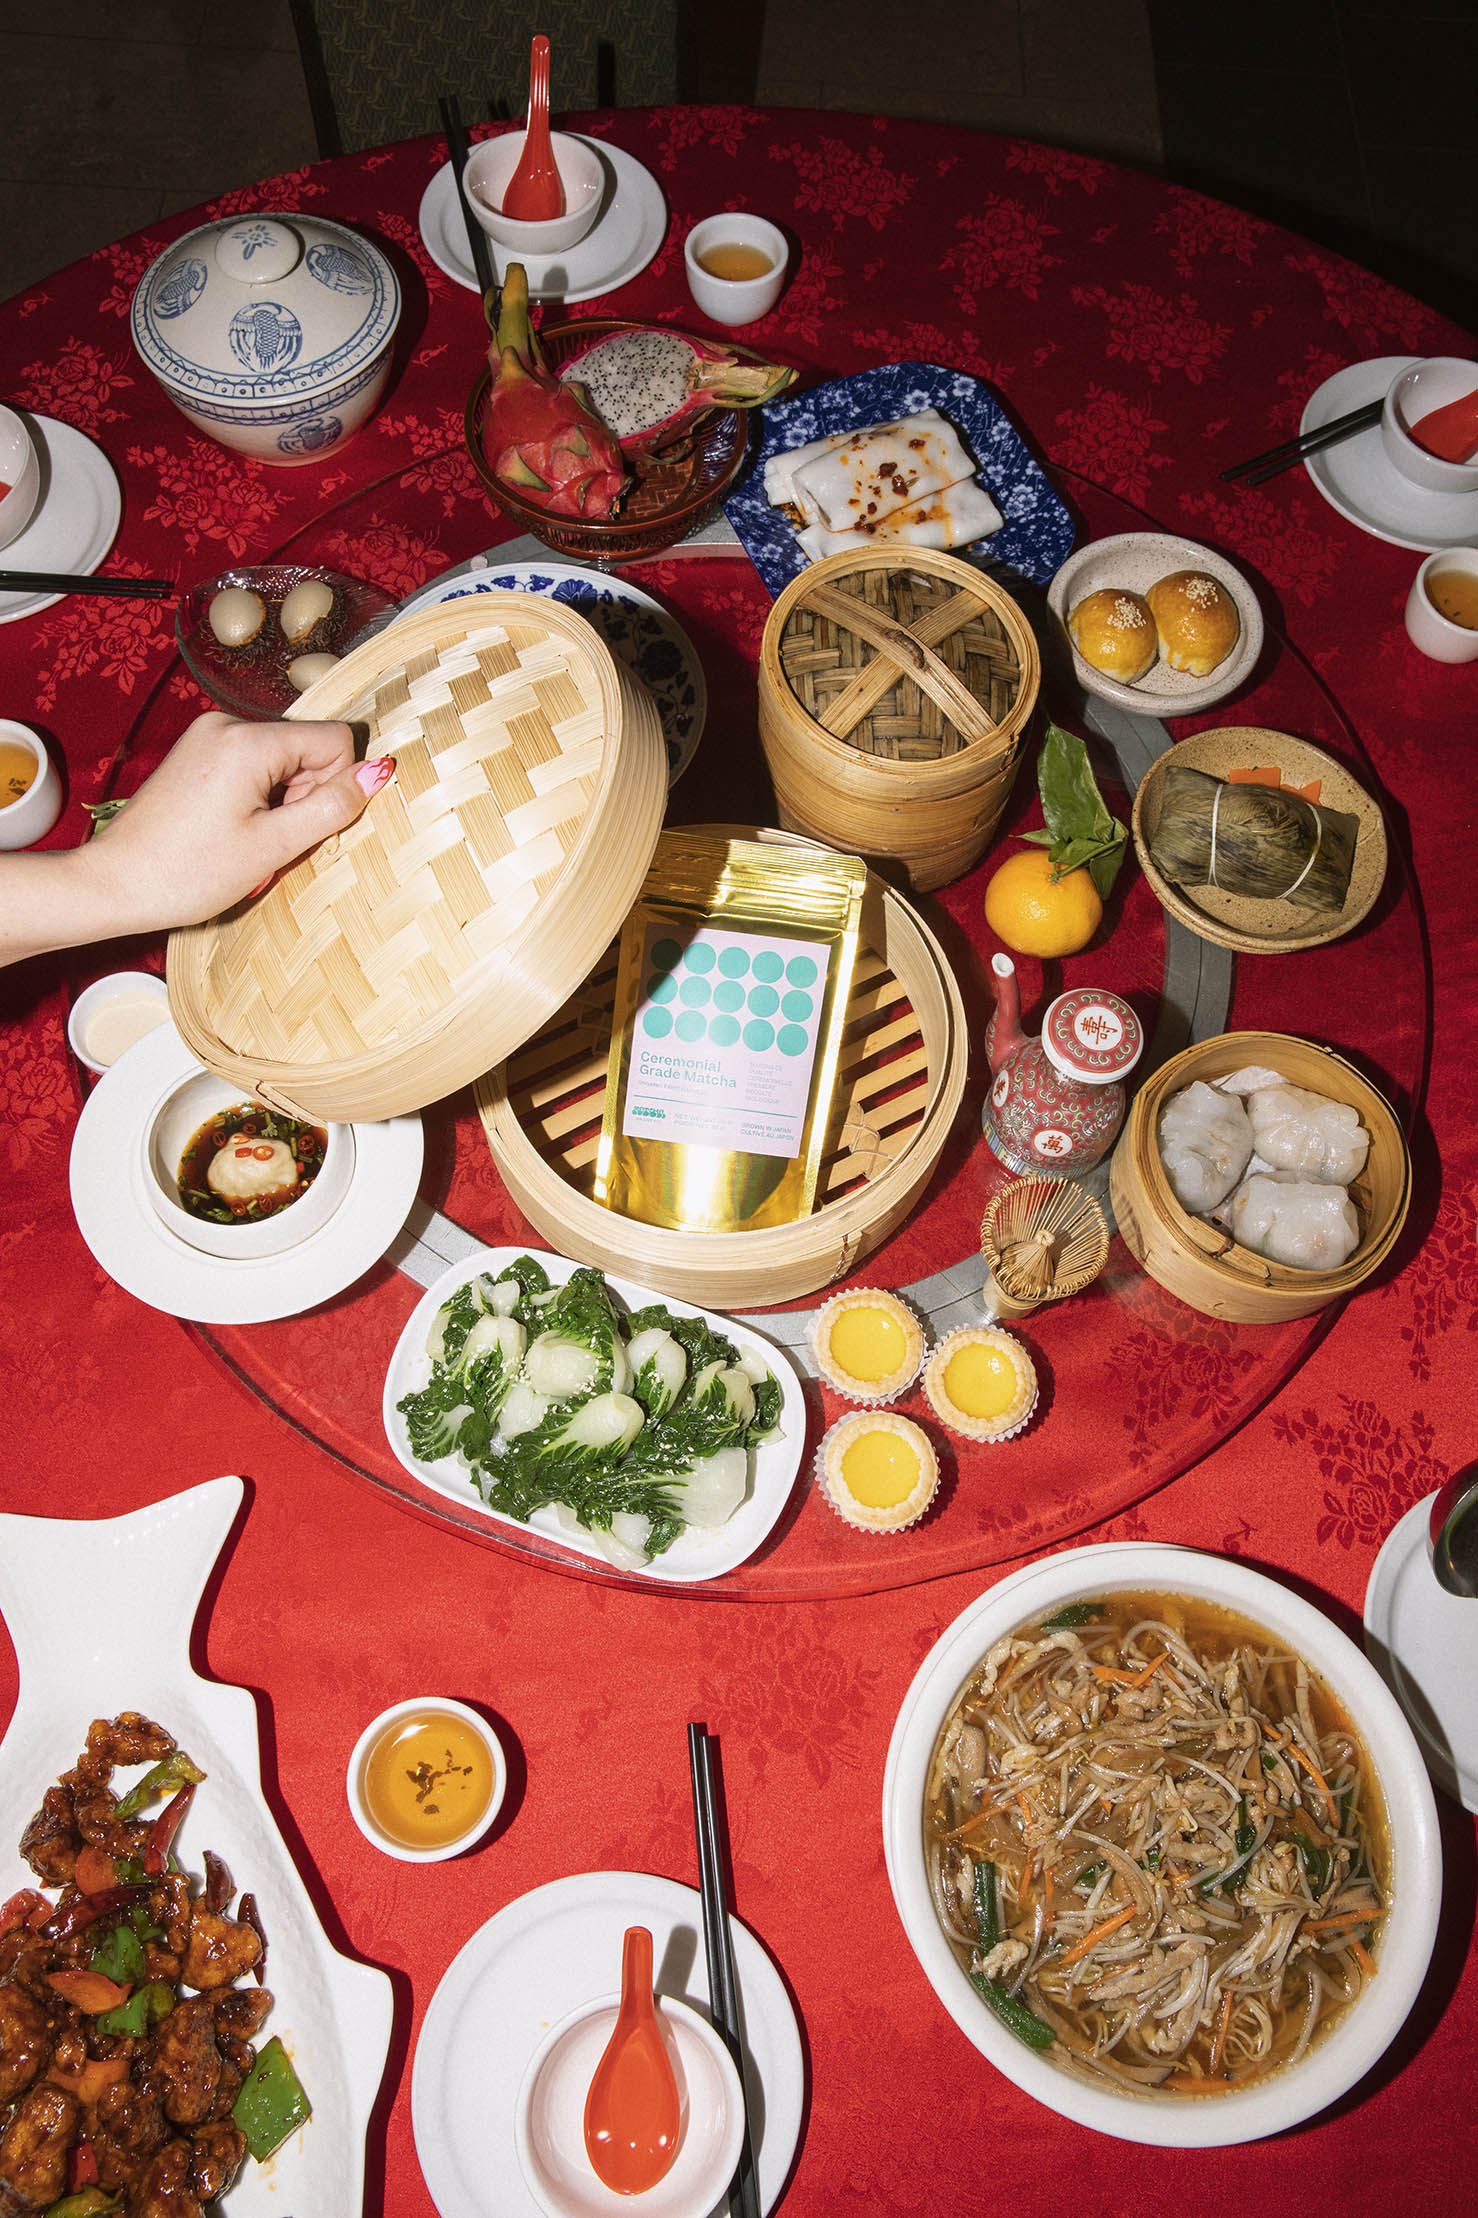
923;1592;1389;2095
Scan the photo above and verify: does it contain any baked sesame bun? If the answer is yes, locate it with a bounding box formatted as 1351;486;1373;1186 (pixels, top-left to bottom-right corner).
1066;587;1158;682
1146;569;1241;676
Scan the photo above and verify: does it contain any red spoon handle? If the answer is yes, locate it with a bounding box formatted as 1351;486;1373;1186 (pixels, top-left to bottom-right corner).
1411;384;1478;464
503;34;564;221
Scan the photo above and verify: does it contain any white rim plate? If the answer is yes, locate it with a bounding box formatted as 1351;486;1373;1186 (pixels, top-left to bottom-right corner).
419;138;667;303
1364;1492;1478;1812
69;1020;424;1324
0;415;121;621
382;1246;806;1583
0;1479;394;2214
395;559;707;783
1300;356;1478;552
411;1870;803;2218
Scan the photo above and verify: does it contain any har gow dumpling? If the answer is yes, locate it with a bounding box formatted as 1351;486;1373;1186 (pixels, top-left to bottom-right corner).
1245;1083;1370;1185
1158;1081;1254;1213
1230;1173;1360;1271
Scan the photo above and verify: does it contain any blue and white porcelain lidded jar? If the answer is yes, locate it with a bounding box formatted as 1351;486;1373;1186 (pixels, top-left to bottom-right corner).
131;213;401;465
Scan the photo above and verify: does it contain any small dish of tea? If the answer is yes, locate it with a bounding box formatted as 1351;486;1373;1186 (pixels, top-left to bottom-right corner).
684;212;788;326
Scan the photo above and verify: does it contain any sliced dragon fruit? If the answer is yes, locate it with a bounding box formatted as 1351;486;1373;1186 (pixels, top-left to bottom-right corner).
556;324;795;456
481;265;627;519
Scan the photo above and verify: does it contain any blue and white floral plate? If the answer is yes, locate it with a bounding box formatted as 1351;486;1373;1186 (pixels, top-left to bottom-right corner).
396;559;706;784
724;361;1076;597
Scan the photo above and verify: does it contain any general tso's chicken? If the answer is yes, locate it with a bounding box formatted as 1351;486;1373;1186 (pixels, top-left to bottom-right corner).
146;1994;222;2127
180;1898;262;1992
188;2116;247;2201
212;1986;272;2044
0;1986;49;2109
0;2081;78;2212
91;2078;169;2196
82;1716;178;1774
129;2133;204;2218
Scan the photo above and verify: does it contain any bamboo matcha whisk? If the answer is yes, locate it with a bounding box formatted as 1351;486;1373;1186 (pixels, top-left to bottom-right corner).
980;1176;1109;1319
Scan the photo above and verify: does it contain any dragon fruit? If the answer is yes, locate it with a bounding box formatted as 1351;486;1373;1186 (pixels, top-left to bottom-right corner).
481;265;627;519
556;325;795;455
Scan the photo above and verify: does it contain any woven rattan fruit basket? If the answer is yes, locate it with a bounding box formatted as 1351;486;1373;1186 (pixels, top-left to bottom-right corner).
167;597;667;1122
757;547;1040;894
475;828;968;1308
1109;1031;1410;1324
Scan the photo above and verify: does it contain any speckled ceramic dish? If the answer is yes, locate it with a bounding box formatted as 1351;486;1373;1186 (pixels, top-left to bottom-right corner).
1048;530;1264;714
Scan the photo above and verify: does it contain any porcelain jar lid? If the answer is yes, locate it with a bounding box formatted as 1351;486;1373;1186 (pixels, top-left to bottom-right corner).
1040;988;1142;1085
131;213;400;406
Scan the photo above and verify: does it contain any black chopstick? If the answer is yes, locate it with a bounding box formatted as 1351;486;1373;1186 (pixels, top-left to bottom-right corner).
0;570;172;598
1220;399;1383;485
438;93;499;327
687;1724;761;2218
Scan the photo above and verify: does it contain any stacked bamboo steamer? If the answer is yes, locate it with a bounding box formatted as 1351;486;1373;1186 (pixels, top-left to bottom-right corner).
477;828;968;1307
1110;1031;1411;1323
167;597;668;1121
757;547;1040;893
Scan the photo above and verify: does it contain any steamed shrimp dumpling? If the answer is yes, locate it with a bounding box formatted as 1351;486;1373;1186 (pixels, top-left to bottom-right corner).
1246;1083;1369;1185
1230;1173;1359;1270
1158;1080;1253;1213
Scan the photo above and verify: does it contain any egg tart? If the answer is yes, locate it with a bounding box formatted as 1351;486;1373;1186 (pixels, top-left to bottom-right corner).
811;1287;926;1405
816;1411;940;1533
923;1326;1038;1444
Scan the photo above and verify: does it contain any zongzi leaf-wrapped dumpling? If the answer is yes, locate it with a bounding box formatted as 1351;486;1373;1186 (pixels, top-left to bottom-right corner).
1148;765;1358;915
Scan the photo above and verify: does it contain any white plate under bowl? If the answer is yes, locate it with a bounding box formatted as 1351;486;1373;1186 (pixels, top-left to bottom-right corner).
396;559;707;784
0;1478;393;2213
1046;530;1264;714
412;1871;802;2218
882;1541;1442;2147
1364;1493;1478;1812
419;138;666;303
0;415;121;622
69;1019;423;1324
1300;357;1478;553
382;1248;806;1583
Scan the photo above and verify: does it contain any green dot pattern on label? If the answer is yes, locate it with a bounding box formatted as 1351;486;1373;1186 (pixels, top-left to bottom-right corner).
708;1014;740;1047
675;1010;706;1042
752;951;783;984
743;1019;775;1052
642;1007;673;1038
717;946;749;978
647;972;677;1003
713;979;745;1013
786;956;818;987
748;984;779;1018
777;1024;810;1057
683;942;715;974
651;938;683;970
781;990;813;1022
679;976;711;1008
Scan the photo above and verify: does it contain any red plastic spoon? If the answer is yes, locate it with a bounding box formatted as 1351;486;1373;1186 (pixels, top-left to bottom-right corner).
503;34;565;221
1411;384;1478;465
583;1926;682;2194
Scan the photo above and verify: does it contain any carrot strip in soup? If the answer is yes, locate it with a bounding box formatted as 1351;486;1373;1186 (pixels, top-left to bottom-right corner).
1056;1902;1136;1965
1264;1727;1340;1827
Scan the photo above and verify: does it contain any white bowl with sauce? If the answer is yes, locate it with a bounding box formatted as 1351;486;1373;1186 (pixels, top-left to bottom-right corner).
141;1061;354;1259
68;972;173;1075
882;1541;1442;2147
515;1992;745;2218
347;1696;506;1862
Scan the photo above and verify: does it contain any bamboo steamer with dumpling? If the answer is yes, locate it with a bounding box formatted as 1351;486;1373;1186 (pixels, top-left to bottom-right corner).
1109;1030;1410;1323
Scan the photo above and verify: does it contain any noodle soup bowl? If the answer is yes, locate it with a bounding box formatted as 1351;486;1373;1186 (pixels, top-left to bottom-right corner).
141;1061;354;1259
882;1542;1442;2147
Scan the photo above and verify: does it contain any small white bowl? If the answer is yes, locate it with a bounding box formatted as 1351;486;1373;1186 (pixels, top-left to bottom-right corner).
516;1993;745;2218
0;406;41;552
67;972;172;1075
0;720;62;851
1405;548;1478;664
883;1541;1442;2147
683;214;789;327
1047;532;1264;715
1381;356;1478;497
141;1062;354;1258
463;132;605;257
346;1696;506;1863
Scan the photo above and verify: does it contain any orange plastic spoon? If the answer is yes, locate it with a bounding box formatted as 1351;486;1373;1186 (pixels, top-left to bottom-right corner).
503;35;565;221
583;1926;681;2194
1410;384;1478;465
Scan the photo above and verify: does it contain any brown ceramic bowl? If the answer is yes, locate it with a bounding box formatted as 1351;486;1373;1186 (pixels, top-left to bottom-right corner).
464;317;754;563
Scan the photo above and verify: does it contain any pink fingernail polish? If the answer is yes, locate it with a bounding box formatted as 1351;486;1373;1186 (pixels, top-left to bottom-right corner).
355;755;395;796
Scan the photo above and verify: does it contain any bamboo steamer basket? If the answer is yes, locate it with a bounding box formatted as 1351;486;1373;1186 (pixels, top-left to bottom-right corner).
167;597;667;1122
476;827;968;1308
1109;1031;1410;1324
757;547;1040;894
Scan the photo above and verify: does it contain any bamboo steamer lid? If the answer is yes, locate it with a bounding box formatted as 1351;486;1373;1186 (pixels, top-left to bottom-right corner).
1109;1030;1411;1324
757;547;1040;894
167;596;668;1122
476;826;968;1308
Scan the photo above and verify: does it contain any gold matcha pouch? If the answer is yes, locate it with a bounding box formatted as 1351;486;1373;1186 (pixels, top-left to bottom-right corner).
595;833;866;1232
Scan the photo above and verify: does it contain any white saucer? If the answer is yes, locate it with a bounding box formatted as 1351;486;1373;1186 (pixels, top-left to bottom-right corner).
69;1020;424;1324
1364;1494;1478;1812
412;1871;803;2218
420;138;666;303
0;416;121;622
1301;357;1478;552
396;557;707;783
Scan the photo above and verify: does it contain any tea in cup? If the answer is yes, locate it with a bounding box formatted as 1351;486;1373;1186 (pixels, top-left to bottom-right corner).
684;213;788;326
1404;549;1478;664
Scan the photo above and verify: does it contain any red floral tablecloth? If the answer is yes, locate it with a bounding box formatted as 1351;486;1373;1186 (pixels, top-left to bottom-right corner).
2;108;1475;2218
